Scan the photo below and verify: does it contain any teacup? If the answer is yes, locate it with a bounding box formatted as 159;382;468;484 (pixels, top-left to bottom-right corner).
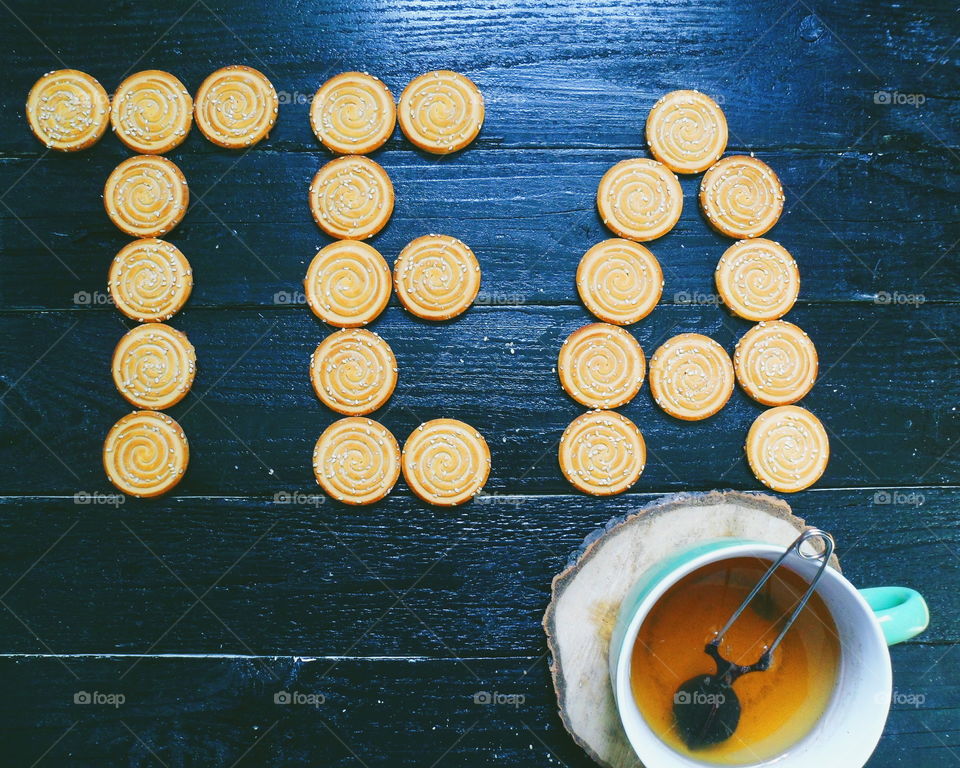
609;538;929;768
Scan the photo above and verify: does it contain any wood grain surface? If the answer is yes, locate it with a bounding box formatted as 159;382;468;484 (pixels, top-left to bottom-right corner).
0;0;958;765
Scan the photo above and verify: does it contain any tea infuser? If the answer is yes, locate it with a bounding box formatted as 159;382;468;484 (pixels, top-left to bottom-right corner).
673;527;835;749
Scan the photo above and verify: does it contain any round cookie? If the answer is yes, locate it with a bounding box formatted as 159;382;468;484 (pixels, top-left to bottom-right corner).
402;418;491;506
310;328;397;416
558;323;645;409
112;323;196;410
700;155;784;239
26;69;110;151
715;238;800;321
559;410;646;496
304;240;391;327
194;65;278;148
597;158;683;242
104;155;189;238
576;239;663;325
313;417;401;505
110;70;192;154
310;71;396;154
393;234;481;321
309;155;394;240
109;238;193;322
746;405;829;493
646;90;728;174
398;70;484;154
734;320;818;406
103;410;189;497
649;332;734;420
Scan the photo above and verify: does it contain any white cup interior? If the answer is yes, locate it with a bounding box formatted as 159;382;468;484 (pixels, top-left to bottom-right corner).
614;544;893;768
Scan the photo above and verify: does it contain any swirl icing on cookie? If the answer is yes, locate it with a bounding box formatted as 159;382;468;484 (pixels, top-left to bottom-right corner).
310;328;397;416
109;238;193;322
104;155;189;238
559;410;646;496
194;65;278;148
646;90;728;174
401;418;491;506
311;71;396;154
700;155;784;239
735;320;818;406
597;158;683;242
111;70;192;154
393;234;481;321
576;239;663;325
746;405;829;493
398;70;484;154
715;238;800;321
309;155;394;239
304;240;391;327
313;417;401;505
26;69;110;151
558;323;646;409
111;323;196;410
103;410;189;497
649;332;734;420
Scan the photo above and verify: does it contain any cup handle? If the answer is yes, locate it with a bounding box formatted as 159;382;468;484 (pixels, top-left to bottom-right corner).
859;587;930;646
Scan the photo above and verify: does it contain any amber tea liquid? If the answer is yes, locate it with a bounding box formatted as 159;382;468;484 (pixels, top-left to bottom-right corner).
631;556;840;765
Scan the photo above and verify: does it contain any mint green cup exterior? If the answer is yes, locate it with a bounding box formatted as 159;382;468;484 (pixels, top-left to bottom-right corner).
609;538;930;768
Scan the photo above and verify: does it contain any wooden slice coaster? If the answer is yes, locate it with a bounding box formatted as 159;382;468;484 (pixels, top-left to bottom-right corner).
543;490;840;768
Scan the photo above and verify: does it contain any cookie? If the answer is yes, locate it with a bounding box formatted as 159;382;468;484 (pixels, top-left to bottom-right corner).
700;155;784;239
558;323;645;409
393;234;481;321
734;320;818;406
104;155;189;238
310;71;396;154
746;405;829;493
715;238;800;321
645;90;728;174
194;65;278;148
576;238;663;325
103;410;189;497
110;70;192;154
109;238;193;322
26;69;110;151
401;418;491;506
398;70;484;154
309;155;394;239
304;240;391;327
597;158;683;242
112;322;196;410
313;417;401;505
310;328;397;416
559;410;646;496
649;332;734;420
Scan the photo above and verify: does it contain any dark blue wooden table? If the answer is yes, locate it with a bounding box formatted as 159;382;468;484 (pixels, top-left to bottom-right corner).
0;1;958;765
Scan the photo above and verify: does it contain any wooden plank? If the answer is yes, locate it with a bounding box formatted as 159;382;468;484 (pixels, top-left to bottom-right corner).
0;647;954;766
1;304;957;496
0;1;958;155
0;489;954;654
1;148;958;310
